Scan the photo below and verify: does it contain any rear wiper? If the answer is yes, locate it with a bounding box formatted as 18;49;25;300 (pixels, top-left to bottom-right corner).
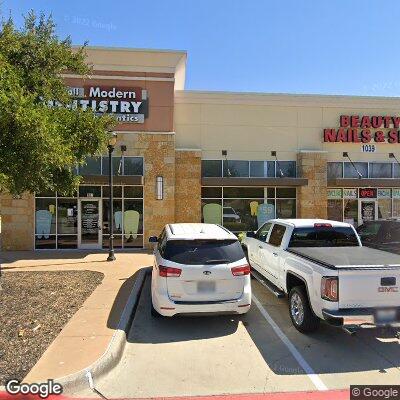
204;259;230;264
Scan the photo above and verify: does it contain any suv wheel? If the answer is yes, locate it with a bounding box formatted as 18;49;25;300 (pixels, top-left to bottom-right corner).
289;286;320;333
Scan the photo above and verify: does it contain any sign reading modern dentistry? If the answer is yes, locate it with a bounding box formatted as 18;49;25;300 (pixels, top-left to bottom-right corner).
324;115;400;143
59;86;149;123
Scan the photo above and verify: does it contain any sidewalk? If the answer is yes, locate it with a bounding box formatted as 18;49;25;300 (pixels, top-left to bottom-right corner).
1;250;153;382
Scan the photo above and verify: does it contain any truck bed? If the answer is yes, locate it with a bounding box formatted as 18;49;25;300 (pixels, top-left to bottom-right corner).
288;246;400;269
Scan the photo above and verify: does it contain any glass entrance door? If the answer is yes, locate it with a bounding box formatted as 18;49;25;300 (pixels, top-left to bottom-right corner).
78;199;102;249
359;200;377;226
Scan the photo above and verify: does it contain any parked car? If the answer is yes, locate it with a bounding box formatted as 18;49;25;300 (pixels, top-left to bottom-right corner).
242;219;400;334
356;219;400;255
223;207;241;222
149;223;251;317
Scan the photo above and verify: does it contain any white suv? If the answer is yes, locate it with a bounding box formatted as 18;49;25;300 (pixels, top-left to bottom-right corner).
149;223;251;317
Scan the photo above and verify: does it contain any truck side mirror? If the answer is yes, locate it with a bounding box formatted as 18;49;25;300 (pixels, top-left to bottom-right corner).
148;236;158;243
246;231;256;238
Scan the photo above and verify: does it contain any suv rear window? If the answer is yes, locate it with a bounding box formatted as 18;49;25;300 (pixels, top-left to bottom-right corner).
163;239;245;265
288;227;359;247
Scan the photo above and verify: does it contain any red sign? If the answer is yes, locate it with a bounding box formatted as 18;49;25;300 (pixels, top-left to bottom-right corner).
323;115;400;143
359;188;377;198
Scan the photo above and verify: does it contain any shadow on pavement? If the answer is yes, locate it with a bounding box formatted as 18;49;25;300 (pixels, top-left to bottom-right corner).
107;267;151;331
127;275;240;343
125;274;400;377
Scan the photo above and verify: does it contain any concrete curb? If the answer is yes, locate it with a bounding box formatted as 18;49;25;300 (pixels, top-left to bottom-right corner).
54;266;150;394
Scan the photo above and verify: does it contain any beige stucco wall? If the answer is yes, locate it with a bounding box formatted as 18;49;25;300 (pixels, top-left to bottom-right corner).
174;91;400;163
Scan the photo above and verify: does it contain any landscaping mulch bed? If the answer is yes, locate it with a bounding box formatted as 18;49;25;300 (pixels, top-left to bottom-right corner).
0;270;104;384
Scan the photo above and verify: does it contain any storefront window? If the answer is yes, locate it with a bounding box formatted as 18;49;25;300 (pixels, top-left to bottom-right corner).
344;199;358;226
249;161;275;177
34;185;144;249
35;198;56;235
327;199;343;222
202;160;222;177
394;164;400;178
278;161;296;177
57;235;77;249
276;199;296;218
201;186;296;232
79;157;101;175
223;199;264;232
124;186;143;198
102;199;123;234
370;163;392;178
124;157;143;175
223;160;249;177
79;185;101;198
102;156;121;176
378;199;392;219
327;162;343;179
393;199;400;218
201;187;222;198
344;162;368;178
224;187;264;198
276;188;296;198
102;186;122;198
57;199;77;234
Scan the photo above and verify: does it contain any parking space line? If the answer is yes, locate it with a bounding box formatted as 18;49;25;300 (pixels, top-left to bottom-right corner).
252;294;328;391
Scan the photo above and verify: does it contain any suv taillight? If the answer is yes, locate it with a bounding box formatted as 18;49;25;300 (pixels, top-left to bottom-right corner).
231;265;251;276
321;277;338;301
159;266;182;278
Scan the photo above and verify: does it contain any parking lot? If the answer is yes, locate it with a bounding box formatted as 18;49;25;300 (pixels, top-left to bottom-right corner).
77;273;400;398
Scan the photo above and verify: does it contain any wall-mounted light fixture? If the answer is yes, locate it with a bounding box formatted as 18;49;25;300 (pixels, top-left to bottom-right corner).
343;152;363;179
271;151;284;178
156;176;164;200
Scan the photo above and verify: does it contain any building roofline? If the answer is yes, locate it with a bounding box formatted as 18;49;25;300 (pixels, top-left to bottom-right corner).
73;45;187;55
174;90;400;107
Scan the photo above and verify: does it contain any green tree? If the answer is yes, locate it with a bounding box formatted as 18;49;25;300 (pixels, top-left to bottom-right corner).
0;11;115;195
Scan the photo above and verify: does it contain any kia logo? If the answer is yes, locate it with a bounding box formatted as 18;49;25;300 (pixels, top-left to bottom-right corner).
203;271;211;275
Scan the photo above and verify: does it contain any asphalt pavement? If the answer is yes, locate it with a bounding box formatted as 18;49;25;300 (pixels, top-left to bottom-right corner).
74;275;400;398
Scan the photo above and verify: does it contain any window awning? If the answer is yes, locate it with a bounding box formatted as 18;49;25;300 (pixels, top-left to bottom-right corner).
328;178;400;188
82;175;144;185
202;177;308;187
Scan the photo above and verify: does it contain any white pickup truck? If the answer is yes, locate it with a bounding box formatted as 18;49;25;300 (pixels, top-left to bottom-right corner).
242;219;400;334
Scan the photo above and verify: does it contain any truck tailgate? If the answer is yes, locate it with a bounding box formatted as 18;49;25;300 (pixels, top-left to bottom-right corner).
338;267;400;308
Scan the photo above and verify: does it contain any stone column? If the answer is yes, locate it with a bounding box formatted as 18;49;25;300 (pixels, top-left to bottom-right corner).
133;133;176;247
175;149;202;223
0;192;35;250
297;151;328;219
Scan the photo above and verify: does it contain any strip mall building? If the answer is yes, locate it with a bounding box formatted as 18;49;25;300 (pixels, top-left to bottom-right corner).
1;46;400;251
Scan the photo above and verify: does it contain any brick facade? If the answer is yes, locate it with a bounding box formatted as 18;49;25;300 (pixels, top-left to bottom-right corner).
297;151;328;219
175;150;202;223
0;192;34;250
120;133;176;248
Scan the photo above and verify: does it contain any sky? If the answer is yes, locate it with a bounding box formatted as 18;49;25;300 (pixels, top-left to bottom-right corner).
2;0;400;96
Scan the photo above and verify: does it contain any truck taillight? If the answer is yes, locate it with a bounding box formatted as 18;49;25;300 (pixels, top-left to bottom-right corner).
321;277;338;301
159;266;182;278
231;265;251;276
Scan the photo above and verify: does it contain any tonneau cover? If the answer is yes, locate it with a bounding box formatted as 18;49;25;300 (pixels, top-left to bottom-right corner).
288;246;400;269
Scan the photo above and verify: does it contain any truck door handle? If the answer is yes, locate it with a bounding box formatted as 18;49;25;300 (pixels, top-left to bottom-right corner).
273;252;278;257
258;245;263;249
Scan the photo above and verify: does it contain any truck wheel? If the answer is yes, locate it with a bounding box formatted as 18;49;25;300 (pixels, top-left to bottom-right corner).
289;286;320;333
